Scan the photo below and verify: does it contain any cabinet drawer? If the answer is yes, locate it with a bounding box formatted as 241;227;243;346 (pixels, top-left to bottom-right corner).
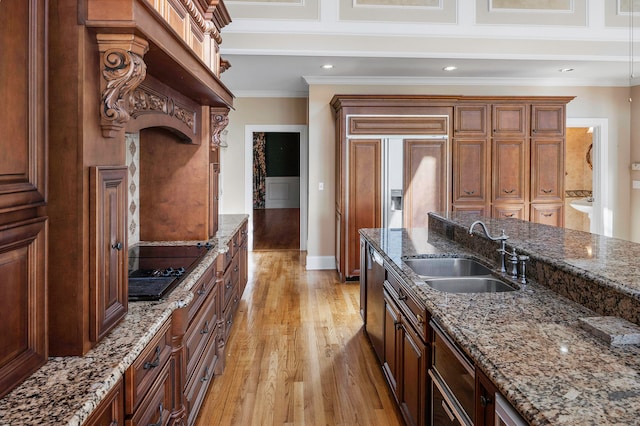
84;379;124;426
431;321;475;424
184;286;219;385
238;222;248;244
223;287;240;338
125;319;172;414
187;264;216;322
217;241;233;273
222;264;235;309
397;284;429;342
126;361;172;426
185;326;218;426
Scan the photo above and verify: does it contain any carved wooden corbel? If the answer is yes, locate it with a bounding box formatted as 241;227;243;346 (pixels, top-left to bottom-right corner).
96;34;149;138
210;107;230;150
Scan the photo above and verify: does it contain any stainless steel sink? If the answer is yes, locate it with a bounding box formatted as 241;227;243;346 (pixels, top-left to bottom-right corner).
403;257;492;277
424;277;516;293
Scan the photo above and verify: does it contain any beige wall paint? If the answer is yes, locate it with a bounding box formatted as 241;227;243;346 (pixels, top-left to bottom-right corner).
631;85;640;242
221;97;307;214
223;85;633;261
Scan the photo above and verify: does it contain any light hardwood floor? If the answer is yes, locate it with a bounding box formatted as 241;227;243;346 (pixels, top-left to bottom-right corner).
195;250;403;426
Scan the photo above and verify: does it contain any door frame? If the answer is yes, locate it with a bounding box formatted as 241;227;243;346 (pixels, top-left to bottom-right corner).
566;118;612;237
244;125;308;250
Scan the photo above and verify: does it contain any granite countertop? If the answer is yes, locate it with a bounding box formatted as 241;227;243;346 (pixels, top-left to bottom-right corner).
0;214;248;426
360;215;640;426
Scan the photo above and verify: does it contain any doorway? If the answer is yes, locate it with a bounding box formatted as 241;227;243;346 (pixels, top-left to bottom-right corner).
244;125;308;251
566;118;612;237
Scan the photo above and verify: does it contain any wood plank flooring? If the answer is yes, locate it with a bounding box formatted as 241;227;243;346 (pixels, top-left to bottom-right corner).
195;250;403;426
252;209;300;251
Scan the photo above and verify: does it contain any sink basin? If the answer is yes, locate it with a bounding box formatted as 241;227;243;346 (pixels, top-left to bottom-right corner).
424;277;516;293
403;257;492;277
570;197;593;215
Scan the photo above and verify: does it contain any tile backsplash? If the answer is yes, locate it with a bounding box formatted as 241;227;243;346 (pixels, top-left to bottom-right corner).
125;133;140;246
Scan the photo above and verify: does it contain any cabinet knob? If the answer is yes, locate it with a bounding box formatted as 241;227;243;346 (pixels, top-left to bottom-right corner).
480;395;493;407
111;242;123;251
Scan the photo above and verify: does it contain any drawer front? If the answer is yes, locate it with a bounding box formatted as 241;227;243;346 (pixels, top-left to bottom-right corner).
185;331;218;426
223;287;239;339
397;284;429;342
222;265;235;309
125;319;172;414
184;287;219;384
126;361;172;426
431;322;475;423
187;264;216;322
238;222;248;244
385;269;401;296
84;379;124;426
230;255;240;289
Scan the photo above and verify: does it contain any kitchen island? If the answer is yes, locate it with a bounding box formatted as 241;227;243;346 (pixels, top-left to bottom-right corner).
0;215;247;426
360;212;640;425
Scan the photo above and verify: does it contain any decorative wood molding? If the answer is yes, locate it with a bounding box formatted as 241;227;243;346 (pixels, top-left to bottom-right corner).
220;58;231;74
210;107;230;150
97;34;149;138
131;83;197;133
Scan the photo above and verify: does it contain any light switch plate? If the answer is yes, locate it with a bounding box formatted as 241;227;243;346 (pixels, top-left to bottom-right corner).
633;180;640;189
632;163;640;171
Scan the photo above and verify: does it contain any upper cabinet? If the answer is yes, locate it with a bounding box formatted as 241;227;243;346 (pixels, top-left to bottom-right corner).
0;0;48;398
492;104;528;137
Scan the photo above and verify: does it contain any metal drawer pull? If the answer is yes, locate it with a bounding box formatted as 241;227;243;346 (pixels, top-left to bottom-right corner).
417;314;424;325
541;188;553;194
143;346;161;370
441;400;456;422
197;284;206;295
201;320;210;335
201;366;210;382
463;190;475;195
504;213;515;218
149;403;163;426
502;188;516;194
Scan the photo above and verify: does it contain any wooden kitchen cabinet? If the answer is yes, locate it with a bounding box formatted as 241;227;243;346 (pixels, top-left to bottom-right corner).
475;367;498;426
0;0;48;398
452;138;490;211
531;104;565;137
492;104;528;137
90;166;128;345
84;379;125;426
492;138;528;205
454;104;489;137
531;138;564;203
531;204;564;227
347;139;382;278
362;241;430;426
403;139;448;229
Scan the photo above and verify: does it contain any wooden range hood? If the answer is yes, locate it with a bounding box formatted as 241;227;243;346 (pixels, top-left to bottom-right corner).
84;0;234;139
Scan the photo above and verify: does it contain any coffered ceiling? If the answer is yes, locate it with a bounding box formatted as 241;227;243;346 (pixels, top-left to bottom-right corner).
219;0;640;97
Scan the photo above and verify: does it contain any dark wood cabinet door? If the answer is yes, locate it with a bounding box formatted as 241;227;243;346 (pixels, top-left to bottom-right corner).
0;218;47;399
492;139;528;204
404;139;447;228
531;204;563;227
90;166;128;344
400;322;428;426
84;379;124;426
531;138;564;202
531;104;565;137
0;0;47;214
452;139;490;205
209;163;220;238
492;104;528;137
348;139;381;278
454;104;488;137
475;368;498;426
383;290;402;401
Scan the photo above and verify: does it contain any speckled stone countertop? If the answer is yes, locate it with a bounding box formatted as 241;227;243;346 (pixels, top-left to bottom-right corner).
360;213;640;426
0;215;248;426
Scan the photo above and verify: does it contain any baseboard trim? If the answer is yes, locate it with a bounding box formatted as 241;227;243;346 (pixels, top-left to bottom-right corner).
306;256;336;270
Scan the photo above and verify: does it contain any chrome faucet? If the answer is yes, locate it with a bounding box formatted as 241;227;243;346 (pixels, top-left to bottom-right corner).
468;220;509;274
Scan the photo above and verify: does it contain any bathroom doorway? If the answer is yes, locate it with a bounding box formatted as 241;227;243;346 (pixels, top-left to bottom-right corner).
566;118;612;237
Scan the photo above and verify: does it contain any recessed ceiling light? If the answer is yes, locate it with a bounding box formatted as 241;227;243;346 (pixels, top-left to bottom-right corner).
443;66;457;72
559;68;574;73
321;64;334;70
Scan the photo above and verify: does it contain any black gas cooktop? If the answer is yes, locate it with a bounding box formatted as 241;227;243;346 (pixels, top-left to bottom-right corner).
128;243;211;301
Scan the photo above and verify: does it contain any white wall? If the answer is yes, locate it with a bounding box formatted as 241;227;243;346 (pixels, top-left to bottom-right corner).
631;85;640;242
222;85;634;263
